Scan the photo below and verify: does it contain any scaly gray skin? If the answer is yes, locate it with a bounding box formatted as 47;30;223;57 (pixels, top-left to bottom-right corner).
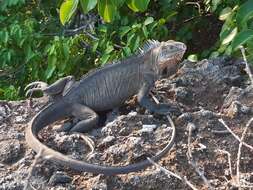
25;40;186;175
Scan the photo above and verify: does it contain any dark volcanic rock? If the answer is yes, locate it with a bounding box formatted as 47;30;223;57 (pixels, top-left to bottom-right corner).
1;58;253;190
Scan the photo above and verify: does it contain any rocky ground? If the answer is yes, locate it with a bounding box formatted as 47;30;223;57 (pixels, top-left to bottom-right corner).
0;57;253;190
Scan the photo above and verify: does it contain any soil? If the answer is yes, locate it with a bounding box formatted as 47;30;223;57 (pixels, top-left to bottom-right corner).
0;57;252;190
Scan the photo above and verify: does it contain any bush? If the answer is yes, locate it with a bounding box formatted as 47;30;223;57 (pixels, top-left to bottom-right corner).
0;0;252;100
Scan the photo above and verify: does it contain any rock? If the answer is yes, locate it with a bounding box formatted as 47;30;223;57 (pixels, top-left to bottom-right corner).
49;171;72;185
224;101;251;118
0;105;8;121
90;175;107;190
0;140;23;164
98;135;116;148
15;116;24;123
174;86;193;104
1;57;252;190
141;124;157;133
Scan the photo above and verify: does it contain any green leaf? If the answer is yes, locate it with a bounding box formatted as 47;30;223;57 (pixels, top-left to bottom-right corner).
209;51;220;58
221;27;237;45
132;35;140;51
127;34;140;51
211;0;222;12
60;0;79;25
142;25;148;38
80;0;97;13
219;7;232;21
236;0;253;28
92;40;99;52
119;26;131;38
158;18;166;25
45;56;57;79
187;54;198;62
231;29;253;50
98;25;107;33
144;17;154;25
62;42;69;59
25;46;36;63
127;32;135;47
100;54;110;65
132;23;142;29
122;47;131;56
105;45;114;54
126;0;150;12
164;11;178;21
98;0;117;22
111;0;125;8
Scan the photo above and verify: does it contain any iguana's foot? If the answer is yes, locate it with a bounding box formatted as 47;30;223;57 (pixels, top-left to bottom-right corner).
25;81;48;97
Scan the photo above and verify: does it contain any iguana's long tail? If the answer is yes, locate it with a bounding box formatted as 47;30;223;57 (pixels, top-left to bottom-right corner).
26;101;176;175
26;101;72;153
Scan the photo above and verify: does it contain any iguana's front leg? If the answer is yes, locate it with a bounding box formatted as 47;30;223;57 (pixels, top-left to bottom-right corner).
25;76;75;99
137;75;172;115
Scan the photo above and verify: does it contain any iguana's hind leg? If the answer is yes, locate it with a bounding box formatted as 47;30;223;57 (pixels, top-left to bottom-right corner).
25;76;74;98
69;104;99;133
43;76;75;96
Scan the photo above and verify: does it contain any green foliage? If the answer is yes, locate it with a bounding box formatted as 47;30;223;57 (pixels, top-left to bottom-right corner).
92;16;169;65
214;0;253;60
0;1;95;100
59;0;151;24
1;0;253;100
60;0;79;25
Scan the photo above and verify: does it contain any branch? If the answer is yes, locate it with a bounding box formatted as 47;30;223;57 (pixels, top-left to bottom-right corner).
236;118;253;189
186;122;214;189
24;149;44;190
147;157;198;190
218;119;253;151
239;46;253;86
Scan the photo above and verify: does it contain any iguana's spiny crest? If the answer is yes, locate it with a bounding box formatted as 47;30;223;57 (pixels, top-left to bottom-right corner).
80;39;186;82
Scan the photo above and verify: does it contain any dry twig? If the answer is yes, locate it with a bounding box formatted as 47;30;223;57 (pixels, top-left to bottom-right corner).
147;157;198;190
236;118;253;189
186;122;214;189
218;119;253;151
239;46;253;85
24;149;44;190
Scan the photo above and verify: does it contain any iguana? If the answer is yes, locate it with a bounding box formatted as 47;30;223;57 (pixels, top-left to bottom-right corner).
25;40;186;175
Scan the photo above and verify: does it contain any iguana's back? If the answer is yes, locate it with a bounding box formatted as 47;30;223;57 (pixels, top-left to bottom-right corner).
66;55;146;111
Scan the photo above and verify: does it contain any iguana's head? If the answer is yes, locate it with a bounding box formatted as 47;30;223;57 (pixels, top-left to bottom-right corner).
155;40;186;70
139;40;186;74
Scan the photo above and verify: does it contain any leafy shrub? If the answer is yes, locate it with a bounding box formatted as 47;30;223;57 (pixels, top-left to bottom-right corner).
214;0;253;60
0;0;96;100
1;0;252;100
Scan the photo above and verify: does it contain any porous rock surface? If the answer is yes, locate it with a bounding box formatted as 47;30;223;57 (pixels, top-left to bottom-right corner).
0;57;252;190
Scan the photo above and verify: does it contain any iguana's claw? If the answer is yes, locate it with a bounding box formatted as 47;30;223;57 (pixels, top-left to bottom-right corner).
25;81;48;91
25;88;43;97
25;81;48;97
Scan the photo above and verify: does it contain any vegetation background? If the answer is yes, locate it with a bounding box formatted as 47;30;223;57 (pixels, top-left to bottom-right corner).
0;0;253;100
